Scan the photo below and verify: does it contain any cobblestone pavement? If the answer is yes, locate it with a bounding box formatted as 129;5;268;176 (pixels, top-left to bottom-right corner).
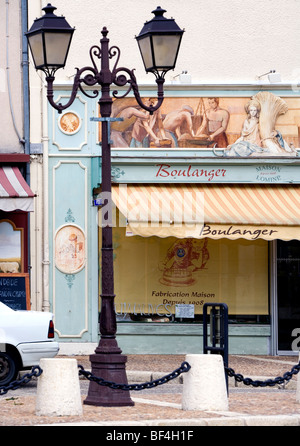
0;354;300;427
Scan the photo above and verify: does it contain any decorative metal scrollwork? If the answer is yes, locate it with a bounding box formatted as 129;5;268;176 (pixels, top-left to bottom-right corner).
45;27;165;115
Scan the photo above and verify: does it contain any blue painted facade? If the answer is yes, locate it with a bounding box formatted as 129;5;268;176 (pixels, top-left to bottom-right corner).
48;94;99;342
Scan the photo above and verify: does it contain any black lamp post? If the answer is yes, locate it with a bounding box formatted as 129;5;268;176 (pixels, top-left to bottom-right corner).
27;3;184;407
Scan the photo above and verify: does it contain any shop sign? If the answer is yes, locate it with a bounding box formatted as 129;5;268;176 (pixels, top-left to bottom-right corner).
175;304;195;318
200;224;278;240
111;162;300;184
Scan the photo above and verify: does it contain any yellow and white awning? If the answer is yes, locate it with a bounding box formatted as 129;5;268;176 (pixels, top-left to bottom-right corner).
111;183;300;241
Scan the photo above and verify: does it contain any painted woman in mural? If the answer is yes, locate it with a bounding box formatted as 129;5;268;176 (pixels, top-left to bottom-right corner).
223;99;264;156
159;238;209;287
221;92;297;157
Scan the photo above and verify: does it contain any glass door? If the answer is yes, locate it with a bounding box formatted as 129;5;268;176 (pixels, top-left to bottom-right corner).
277;240;300;354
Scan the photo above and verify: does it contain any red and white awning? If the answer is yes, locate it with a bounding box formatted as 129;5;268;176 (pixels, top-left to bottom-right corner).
0;166;35;212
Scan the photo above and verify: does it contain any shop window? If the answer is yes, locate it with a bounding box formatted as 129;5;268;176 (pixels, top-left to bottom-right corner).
0;220;23;273
110;225;269;324
277;240;300;351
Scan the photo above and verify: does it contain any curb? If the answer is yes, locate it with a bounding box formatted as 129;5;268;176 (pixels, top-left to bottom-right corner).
112;413;300;426
39;414;300;427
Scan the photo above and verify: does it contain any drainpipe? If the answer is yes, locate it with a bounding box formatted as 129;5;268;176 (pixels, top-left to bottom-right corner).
21;0;30;160
6;0;25;148
42;72;50;313
21;0;31;279
24;0;50;312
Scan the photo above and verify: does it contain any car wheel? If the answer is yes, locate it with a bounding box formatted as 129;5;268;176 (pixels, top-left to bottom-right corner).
0;352;18;386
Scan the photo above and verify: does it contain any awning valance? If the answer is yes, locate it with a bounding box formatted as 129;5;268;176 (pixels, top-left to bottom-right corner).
111;183;300;241
0;166;35;212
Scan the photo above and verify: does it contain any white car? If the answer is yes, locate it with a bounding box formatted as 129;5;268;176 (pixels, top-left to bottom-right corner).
0;302;59;386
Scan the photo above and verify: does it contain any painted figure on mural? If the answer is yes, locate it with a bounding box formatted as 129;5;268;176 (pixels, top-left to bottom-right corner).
221;92;297;157
110;105;149;147
223;99;263;156
159;238;209;287
130;98;167;148
162;105;195;147
196;98;230;147
59;112;80;134
110;98;167;148
55;226;85;274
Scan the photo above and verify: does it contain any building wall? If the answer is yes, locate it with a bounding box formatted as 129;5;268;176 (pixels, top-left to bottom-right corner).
45;92;99;341
0;0;24;153
31;0;300;85
40;83;299;354
27;1;300;354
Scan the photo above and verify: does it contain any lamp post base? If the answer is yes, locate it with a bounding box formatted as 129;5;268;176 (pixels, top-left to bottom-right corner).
83;352;134;407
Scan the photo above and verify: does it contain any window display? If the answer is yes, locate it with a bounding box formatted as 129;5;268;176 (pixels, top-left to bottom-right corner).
111;226;269;322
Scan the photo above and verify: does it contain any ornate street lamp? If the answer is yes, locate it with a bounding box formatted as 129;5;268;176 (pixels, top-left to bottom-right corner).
27;4;184;407
26;4;74;76
136;6;183;78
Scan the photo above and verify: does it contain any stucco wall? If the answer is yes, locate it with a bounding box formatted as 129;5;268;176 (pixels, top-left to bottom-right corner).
0;0;24;153
30;0;300;86
26;1;300;352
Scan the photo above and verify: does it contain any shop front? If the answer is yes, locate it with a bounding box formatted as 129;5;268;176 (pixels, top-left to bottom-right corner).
107;173;300;355
49;86;300;355
273;240;300;354
0;161;35;310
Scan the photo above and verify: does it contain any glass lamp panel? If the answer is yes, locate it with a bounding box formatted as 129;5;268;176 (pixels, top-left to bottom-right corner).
44;32;72;67
28;33;45;68
152;35;181;69
137;36;154;71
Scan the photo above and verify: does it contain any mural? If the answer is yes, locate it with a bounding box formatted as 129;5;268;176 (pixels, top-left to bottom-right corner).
159;238;209;287
103;92;299;156
55;225;86;274
222;92;296;157
59;111;81;135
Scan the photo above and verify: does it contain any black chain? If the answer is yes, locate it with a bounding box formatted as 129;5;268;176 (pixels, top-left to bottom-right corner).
78;361;191;391
225;360;300;388
1;358;300;395
0;366;43;396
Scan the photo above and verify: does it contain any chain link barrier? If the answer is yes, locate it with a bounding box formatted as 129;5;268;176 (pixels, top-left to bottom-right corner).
1;358;300;395
78;361;191;391
225;359;300;388
0;366;43;396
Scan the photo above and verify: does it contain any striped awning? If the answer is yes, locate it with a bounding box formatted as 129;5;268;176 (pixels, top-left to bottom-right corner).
111;184;300;241
0;166;35;212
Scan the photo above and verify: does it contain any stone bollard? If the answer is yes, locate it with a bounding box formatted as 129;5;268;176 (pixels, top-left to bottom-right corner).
296;353;300;403
35;358;83;416
181;354;228;411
